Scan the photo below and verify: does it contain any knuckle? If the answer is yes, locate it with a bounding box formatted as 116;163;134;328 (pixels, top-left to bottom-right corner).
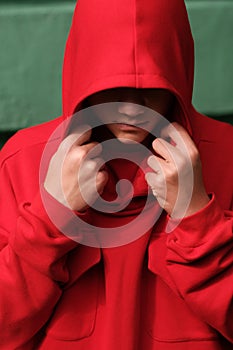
177;157;186;171
58;139;71;154
97;170;108;184
94;157;104;166
190;148;199;162
66;148;85;164
85;160;97;171
155;174;166;186
78;147;89;159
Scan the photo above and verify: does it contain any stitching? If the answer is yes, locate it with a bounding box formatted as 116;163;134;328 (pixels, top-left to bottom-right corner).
146;329;219;343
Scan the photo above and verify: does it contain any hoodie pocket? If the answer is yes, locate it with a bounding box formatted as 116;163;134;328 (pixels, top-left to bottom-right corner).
143;274;219;343
45;266;99;341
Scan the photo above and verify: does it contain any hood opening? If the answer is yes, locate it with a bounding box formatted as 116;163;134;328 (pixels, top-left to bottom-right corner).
62;0;194;136
58;0;198;235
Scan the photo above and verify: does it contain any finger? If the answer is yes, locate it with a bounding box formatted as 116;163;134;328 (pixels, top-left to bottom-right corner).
147;156;166;174
145;172;163;199
81;142;103;159
81;157;106;173
96;170;109;192
58;125;92;153
70;125;92;147
160;122;196;151
145;172;157;187
151;138;177;164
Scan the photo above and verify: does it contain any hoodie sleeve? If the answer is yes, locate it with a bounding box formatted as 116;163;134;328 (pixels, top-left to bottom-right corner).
0;151;79;349
166;195;233;343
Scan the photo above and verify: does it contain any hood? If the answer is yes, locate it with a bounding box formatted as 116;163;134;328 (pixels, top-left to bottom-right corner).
62;0;194;130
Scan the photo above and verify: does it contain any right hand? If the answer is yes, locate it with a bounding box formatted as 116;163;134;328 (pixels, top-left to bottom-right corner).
44;126;108;212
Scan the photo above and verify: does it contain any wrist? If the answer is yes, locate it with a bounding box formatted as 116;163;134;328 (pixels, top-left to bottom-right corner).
168;192;210;219
183;193;210;218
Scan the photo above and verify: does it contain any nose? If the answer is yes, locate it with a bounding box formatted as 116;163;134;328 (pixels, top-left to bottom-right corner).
118;102;145;118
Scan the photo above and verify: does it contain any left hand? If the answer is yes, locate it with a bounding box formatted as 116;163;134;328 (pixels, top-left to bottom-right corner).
145;122;210;218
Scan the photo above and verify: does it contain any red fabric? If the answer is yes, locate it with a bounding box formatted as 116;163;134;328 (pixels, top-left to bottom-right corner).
0;0;233;349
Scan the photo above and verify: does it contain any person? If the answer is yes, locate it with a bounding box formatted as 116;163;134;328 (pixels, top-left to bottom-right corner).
0;0;232;349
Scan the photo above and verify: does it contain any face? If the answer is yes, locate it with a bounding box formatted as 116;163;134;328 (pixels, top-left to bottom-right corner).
86;88;174;144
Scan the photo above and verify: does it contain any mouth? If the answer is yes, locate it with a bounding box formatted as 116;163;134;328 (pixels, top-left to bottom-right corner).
112;121;149;130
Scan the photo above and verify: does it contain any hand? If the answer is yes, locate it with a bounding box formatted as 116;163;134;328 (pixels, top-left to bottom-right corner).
145;122;210;218
44;126;108;212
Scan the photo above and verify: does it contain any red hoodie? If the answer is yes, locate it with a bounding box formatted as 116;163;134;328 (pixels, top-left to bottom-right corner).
0;0;233;349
